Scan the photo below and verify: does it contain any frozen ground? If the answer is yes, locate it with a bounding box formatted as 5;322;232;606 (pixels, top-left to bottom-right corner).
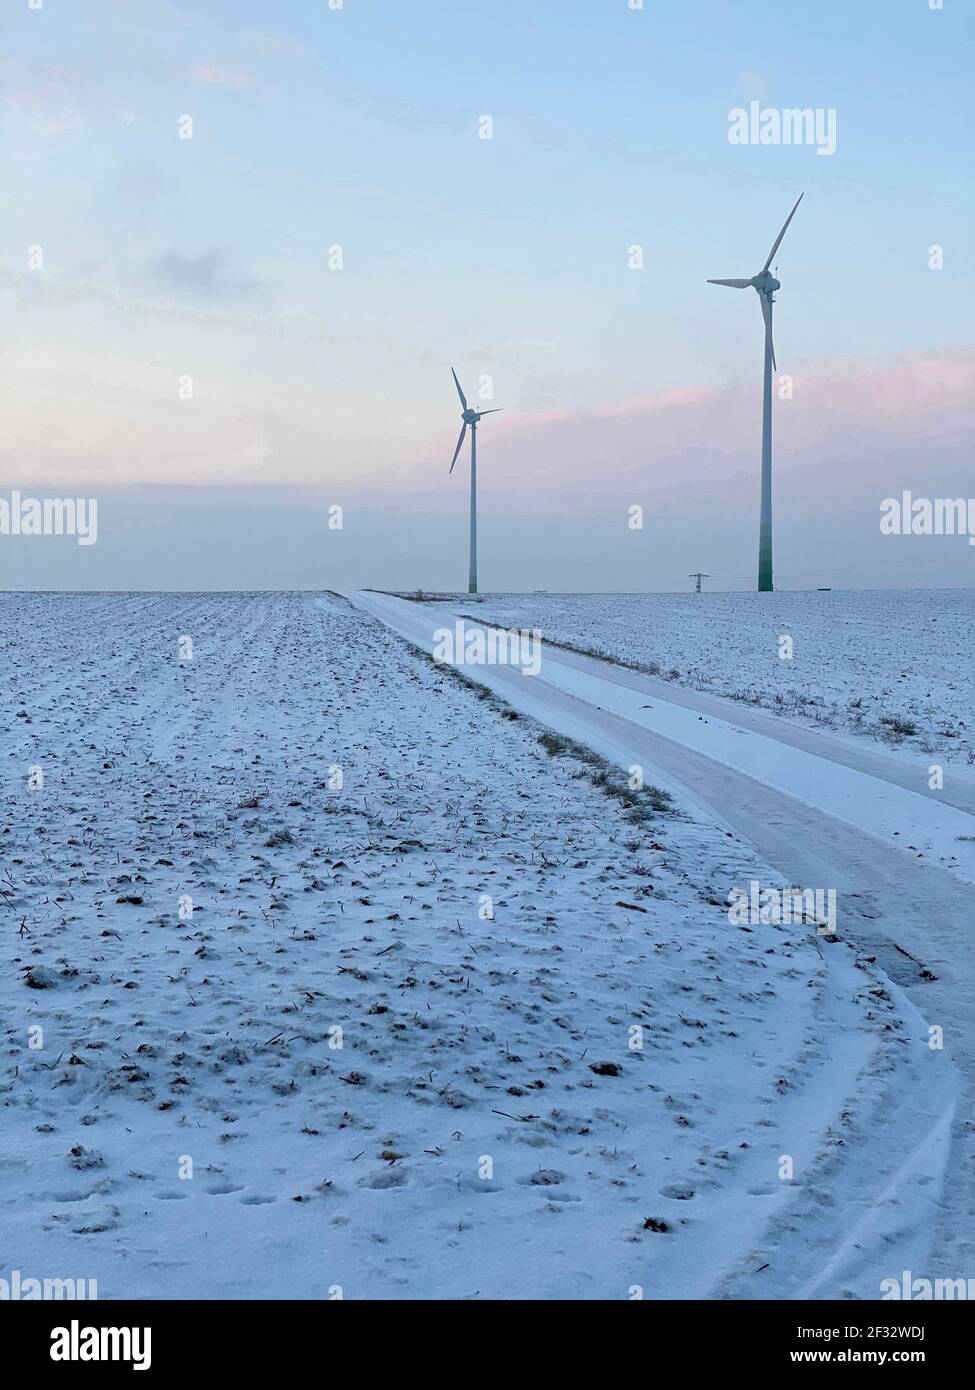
444;590;975;770
0;593;960;1299
354;589;975;1290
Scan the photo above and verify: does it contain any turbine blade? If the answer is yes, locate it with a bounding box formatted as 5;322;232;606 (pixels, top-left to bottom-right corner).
707;278;752;288
450;367;467;410
449;423;467;473
760;294;777;371
762;193;804;273
477;408;503;416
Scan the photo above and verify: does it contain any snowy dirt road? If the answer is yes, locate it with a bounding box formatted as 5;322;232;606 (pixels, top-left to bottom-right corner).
349;590;975;1287
0;592;964;1299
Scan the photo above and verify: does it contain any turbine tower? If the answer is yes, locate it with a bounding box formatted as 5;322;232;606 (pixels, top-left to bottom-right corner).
708;193;804;593
448;368;502;594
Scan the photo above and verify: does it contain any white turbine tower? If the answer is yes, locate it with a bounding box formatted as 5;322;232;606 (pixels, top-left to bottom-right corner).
708;193;804;593
448;368;502;594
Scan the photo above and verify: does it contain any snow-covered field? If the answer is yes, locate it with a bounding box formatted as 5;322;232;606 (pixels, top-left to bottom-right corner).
450;590;975;769
0;593;958;1299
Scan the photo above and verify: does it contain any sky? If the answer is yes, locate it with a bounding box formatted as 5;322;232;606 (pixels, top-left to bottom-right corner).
1;0;973;591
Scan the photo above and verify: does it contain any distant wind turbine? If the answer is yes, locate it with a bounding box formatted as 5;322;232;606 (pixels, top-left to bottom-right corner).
708;193;804;593
448;368;502;594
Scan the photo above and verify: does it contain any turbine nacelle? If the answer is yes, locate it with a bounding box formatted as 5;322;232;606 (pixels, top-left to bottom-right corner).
751;271;779;295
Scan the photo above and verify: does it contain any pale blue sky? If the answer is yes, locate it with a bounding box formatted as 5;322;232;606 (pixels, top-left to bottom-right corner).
2;0;973;589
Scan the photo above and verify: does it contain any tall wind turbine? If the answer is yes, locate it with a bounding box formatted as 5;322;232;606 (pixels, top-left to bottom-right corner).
448;368;502;594
708;193;803;593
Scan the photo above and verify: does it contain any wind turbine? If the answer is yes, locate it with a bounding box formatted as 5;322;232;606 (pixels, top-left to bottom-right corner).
708;193;803;593
448;368;502;594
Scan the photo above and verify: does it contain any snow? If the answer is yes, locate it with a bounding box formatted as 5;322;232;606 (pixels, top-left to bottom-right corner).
449;590;975;770
0;591;964;1299
350;589;975;1288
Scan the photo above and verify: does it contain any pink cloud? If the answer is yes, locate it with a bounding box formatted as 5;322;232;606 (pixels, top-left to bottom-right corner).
5;60;85;135
5;91;42;111
237;31;310;60
189;64;249;88
519;385;718;432
408;349;975;515
5;91;82;135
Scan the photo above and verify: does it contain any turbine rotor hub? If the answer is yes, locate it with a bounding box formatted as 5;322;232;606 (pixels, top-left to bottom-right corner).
462;408;479;424
751;271;780;294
